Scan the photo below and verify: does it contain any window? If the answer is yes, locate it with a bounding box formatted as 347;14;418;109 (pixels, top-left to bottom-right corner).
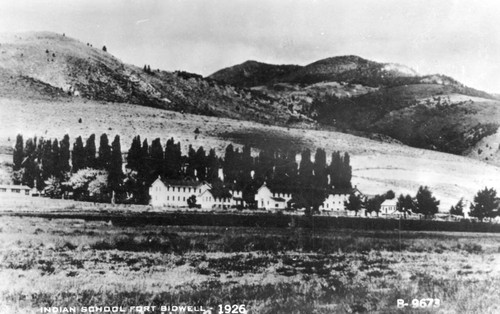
178;196;180;201
25;190;29;195
178;187;180;192
12;189;20;193
183;187;186;192
183;197;185;201
167;196;169;201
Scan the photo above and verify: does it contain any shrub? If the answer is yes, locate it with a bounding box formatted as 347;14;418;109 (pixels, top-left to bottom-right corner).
463;243;482;254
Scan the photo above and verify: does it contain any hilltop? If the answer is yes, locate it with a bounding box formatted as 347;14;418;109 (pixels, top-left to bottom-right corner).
209;56;500;161
0;31;297;125
209;60;302;88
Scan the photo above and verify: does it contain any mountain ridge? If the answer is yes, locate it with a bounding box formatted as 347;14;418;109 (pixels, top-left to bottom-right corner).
1;31;499;164
0;31;303;126
209;55;500;160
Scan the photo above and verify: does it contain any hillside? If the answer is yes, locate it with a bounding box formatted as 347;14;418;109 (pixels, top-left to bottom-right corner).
2;98;500;211
209;60;302;88
0;31;298;125
209;56;500;160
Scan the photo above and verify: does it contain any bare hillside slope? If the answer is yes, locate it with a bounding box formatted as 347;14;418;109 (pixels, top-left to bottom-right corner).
0;31;296;125
1;98;499;211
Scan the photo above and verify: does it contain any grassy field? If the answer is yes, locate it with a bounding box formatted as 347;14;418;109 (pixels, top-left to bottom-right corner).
1;215;499;314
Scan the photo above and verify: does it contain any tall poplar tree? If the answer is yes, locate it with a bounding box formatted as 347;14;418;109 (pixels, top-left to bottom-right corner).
84;134;97;169
149;138;163;181
109;135;124;202
185;145;197;178
13;134;24;171
58;134;71;176
195;146;207;181
97;134;111;170
206;148;220;182
314;148;328;188
126;135;142;171
164;137;182;180
41;139;54;180
72;136;85;173
51;139;60;178
22;138;40;188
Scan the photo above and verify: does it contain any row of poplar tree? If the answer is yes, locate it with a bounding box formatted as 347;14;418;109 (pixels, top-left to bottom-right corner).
13;134;123;195
126;135;352;207
12;133;352;207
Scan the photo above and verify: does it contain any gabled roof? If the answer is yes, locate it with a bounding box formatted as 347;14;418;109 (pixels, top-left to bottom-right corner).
156;176;210;188
200;187;232;199
0;184;31;190
208;189;232;199
381;199;397;206
257;182;294;195
271;197;286;202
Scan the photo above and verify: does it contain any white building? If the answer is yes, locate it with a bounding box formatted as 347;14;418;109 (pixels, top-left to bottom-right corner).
254;183;292;210
380;199;397;216
320;187;366;215
149;177;243;209
0;184;31;196
149;177;210;208
320;192;350;211
198;189;234;209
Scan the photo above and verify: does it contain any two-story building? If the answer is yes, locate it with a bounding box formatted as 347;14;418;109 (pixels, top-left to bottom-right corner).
149;177;243;209
198;189;233;209
149;177;211;208
320;190;350;211
254;182;292;210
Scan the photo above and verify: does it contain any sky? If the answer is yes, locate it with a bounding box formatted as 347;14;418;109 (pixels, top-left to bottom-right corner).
1;0;500;93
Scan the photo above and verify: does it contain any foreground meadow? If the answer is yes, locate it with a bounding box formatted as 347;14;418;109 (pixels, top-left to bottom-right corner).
0;215;499;314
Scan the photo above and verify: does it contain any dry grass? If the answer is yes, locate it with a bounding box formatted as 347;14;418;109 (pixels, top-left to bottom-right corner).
0;216;499;313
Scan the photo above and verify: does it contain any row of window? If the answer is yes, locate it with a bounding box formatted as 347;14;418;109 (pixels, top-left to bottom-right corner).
154;196;187;202
153;195;235;204
155;186;203;194
323;204;345;209
0;188;30;195
271;193;291;198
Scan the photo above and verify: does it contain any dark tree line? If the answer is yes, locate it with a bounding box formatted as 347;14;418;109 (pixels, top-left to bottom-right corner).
125;137;353;207
469;187;500;221
13;133;353;207
364;187;440;218
13;133;123;198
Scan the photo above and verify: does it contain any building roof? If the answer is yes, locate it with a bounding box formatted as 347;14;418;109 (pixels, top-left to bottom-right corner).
157;177;209;188
0;184;31;190
208;189;232;199
381;199;397;206
258;182;294;195
271;197;286;202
